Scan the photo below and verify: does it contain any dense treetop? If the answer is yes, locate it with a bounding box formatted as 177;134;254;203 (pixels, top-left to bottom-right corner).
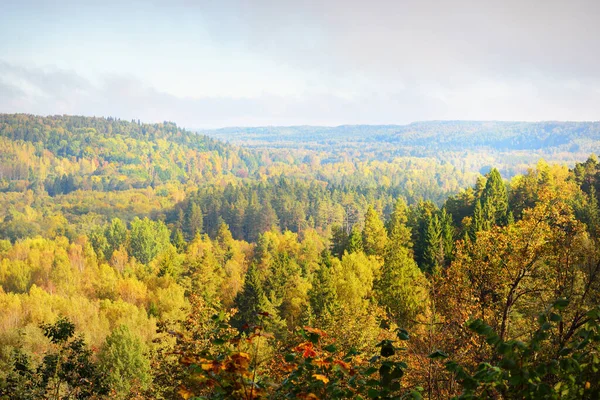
0;114;599;398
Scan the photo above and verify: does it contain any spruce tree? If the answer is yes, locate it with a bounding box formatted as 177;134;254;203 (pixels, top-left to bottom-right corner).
422;214;442;273
377;198;426;326
309;261;339;321
185;201;203;240
233;264;267;328
507;210;515;225
470;200;484;240
215;222;234;256
481;168;509;226
171;228;186;250
412;200;438;270
482;198;495;231
387;198;412;249
347;225;364;254
584;186;599;237
330;224;349;259
362;206;388;258
440;208;454;266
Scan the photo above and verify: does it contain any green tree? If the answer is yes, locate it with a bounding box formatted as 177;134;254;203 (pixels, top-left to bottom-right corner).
2;317;109;399
377;198;426;325
89;226;109;261
185;201;203;240
171;227;186;250
105;218;127;260
128;217;170;265
330;224;348;259
308;255;339;322
582;185;599;237
440;207;454;265
99;325;151;399
412;200;438;270
233;264;269;329
447;302;600;399
362;206;388;258
332;251;381;312
422;214;442;273
470;200;484;240
386;198;412;249
184;234;224;304
347;225;363;254
481;168;509;226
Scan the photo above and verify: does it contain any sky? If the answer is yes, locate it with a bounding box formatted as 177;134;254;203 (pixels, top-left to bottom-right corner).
1;0;600;128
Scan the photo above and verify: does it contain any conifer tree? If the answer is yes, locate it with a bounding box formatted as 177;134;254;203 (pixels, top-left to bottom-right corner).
185;201;203;240
470;200;484;240
215;221;235;265
362;206;388;258
347;225;363;254
582;185;599;237
216;221;234;248
233;264;268;328
475;175;487;198
507;210;515;225
422;214;442;273
482;198;495;231
481;168;509;226
412;200;438;270
309;258;339;321
386;198;412;249
257;201;279;235
330;224;349;259
377;198;426;325
264;253;297;302
440;208;454;265
171;227;186;250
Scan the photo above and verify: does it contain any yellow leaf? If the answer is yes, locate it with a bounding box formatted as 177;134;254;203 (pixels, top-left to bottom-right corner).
312;374;329;384
178;386;194;399
313;358;331;368
232;352;251;360
299;393;320;399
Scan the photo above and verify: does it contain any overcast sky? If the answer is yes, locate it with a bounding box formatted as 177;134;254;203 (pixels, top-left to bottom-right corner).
1;0;599;128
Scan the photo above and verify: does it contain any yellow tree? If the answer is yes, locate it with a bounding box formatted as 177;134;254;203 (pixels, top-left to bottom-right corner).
362;206;388;259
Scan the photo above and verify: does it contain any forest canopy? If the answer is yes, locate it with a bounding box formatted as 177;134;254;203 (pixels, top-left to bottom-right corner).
0;114;599;399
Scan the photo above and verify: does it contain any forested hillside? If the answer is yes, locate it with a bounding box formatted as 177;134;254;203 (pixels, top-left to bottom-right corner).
207;121;600;151
1;114;599;399
205;121;600;177
0;114;478;242
0;114;260;192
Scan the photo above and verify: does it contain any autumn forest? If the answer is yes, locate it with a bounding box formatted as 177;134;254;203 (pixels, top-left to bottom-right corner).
0;114;599;399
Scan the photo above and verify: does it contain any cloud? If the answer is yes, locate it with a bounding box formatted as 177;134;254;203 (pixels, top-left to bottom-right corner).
1;0;600;126
178;0;600;82
1;59;600;128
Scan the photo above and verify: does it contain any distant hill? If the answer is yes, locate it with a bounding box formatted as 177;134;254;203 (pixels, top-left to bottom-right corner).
202;120;600;153
201;121;600;178
0;113;260;193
